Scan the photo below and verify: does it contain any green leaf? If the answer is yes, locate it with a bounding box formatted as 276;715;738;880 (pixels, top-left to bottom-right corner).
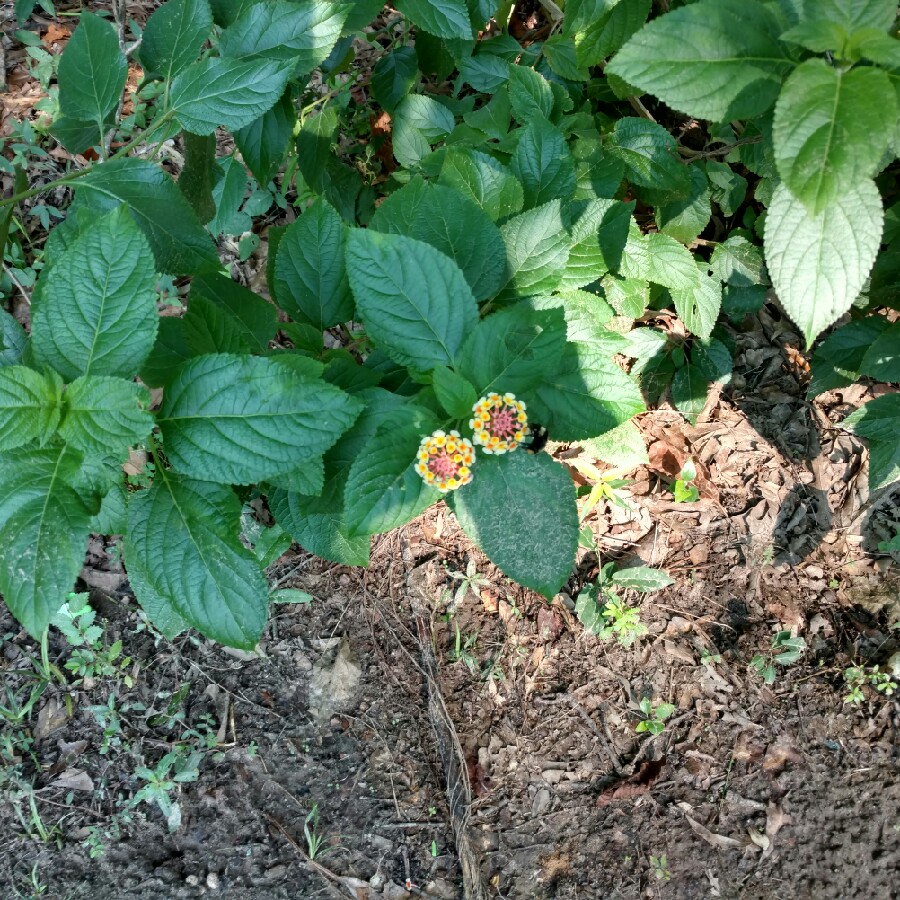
859;322;900;381
601;274;649;318
59;377;153;458
392;94;455;168
808;317;889;397
842;394;900;490
692;338;733;384
543;34;589;81
234;88;295;186
431;365;478;418
532;291;618;348
438;147;524;222
370;179;506;301
270;588;313;604
178;132;217;224
0;309;27;367
529;342;645;440
456;304;568;396
655;165;711;244
32;207;159;381
764;181;883;347
190;273;278;353
343;410;441;536
451;452;577;598
396;0;473;40
0;366;62;451
511;116;576;209
507;63;555;122
572;136;625;201
75;158;219;275
607;118;691;199
705;161;747;217
621;231;702;293
710;235;767;286
171;56;293;135
273;198;354;330
345;229;478;370
606;0;792;121
463;88;513;141
671;362;708;424
158;354;362;484
0;446;101;638
125;472;268;648
581;419;648;469
140;318;193;389
610;565;674;592
794;0;897;37
560;198;632;290
141;0;213;82
773;60;896;214
57;12;127;127
573;0;652;67
372;45;419;113
671;268;722;342
497;200;570;301
219;0;347;74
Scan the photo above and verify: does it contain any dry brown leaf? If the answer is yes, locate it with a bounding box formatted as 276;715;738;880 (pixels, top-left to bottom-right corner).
35;695;69;741
683;813;750;850
51;768;94;792
762;736;803;774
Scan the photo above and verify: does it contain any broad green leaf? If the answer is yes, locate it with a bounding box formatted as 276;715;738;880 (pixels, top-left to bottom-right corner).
208;155;250;236
178;132;217;224
432;366;478;418
0;366;62;451
507;64;555;123
607;118;691;199
457;304;567;397
498;200;570;301
705;161;747;217
797;0;897;36
274;198;354;330
451;452;577;598
438;147;524;222
59;376;153;458
264;456;325;496
532;291;618;349
396;0;473;40
0;446;101;637
581;419;648;469
219;0;347;74
158;354;362;484
511;116;576;209
75;158;219;275
710;235;767;286
171;56;293;135
270;588;313;604
859;322;900;381
234;88;295;186
601;274;649;318
345;229;478;370
572;136;625;200
773;60;896;214
125;472;268;648
543;33;590;81
692;338;733;384
671;362;708;424
190;273;278;353
0;309;27;367
607;0;792;121
57;13;126;127
208;0;261;26
621;230;701;292
573;0;651;67
371;45;419;113
392;94;455;168
655;165;711;244
671;268;722;341
808;317;889;397
343;414;441;536
141;0;213;82
843;394;900;490
370;179;506;300
722;284;767;322
463;87;513;141
459;49;517;91
529;342;645;441
764;181;883;346
32;207;159;381
561;198;632;290
611;565;674;592
140;318;193;389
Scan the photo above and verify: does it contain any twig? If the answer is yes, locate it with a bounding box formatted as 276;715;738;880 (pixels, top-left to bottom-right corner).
678;135;762;159
3;262;31;305
628;96;657;123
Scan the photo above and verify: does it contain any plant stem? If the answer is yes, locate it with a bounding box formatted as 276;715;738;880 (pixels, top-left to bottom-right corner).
0;110;177;209
678;135;762;159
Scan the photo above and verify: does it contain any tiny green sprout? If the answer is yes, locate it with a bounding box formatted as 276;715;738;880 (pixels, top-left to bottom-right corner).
650;854;671;882
843;667;866;705
635;698;675;735
431;839;438;857
751;631;806;685
672;459;699;503
428;806;437;817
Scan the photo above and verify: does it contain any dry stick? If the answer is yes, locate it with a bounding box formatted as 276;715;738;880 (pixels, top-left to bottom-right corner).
407;563;489;900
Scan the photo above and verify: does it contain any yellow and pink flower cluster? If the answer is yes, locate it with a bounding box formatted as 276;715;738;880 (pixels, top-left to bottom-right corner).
415;392;530;493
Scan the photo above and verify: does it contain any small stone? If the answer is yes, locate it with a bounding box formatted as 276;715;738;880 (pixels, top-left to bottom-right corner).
542;769;564;784
532;787;551;816
206;872;220;891
369;871;386;890
185;875;200;887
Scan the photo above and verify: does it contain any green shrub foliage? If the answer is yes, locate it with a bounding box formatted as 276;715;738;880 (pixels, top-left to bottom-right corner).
1;0;898;646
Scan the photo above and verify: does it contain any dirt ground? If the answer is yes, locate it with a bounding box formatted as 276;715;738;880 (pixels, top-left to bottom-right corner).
2;3;899;899
3;307;899;899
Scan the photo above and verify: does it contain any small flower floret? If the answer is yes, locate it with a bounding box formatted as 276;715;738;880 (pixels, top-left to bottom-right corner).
415;429;475;493
470;392;528;454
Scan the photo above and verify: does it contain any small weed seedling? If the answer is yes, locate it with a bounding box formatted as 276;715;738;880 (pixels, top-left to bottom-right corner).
304;804;331;860
635;698;675;736
672;459;700;504
448;622;479;674
650;853;671;882
446;559;492;610
576;562;673;646
843;666;898;704
131;748;202;833
751;631;806;685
